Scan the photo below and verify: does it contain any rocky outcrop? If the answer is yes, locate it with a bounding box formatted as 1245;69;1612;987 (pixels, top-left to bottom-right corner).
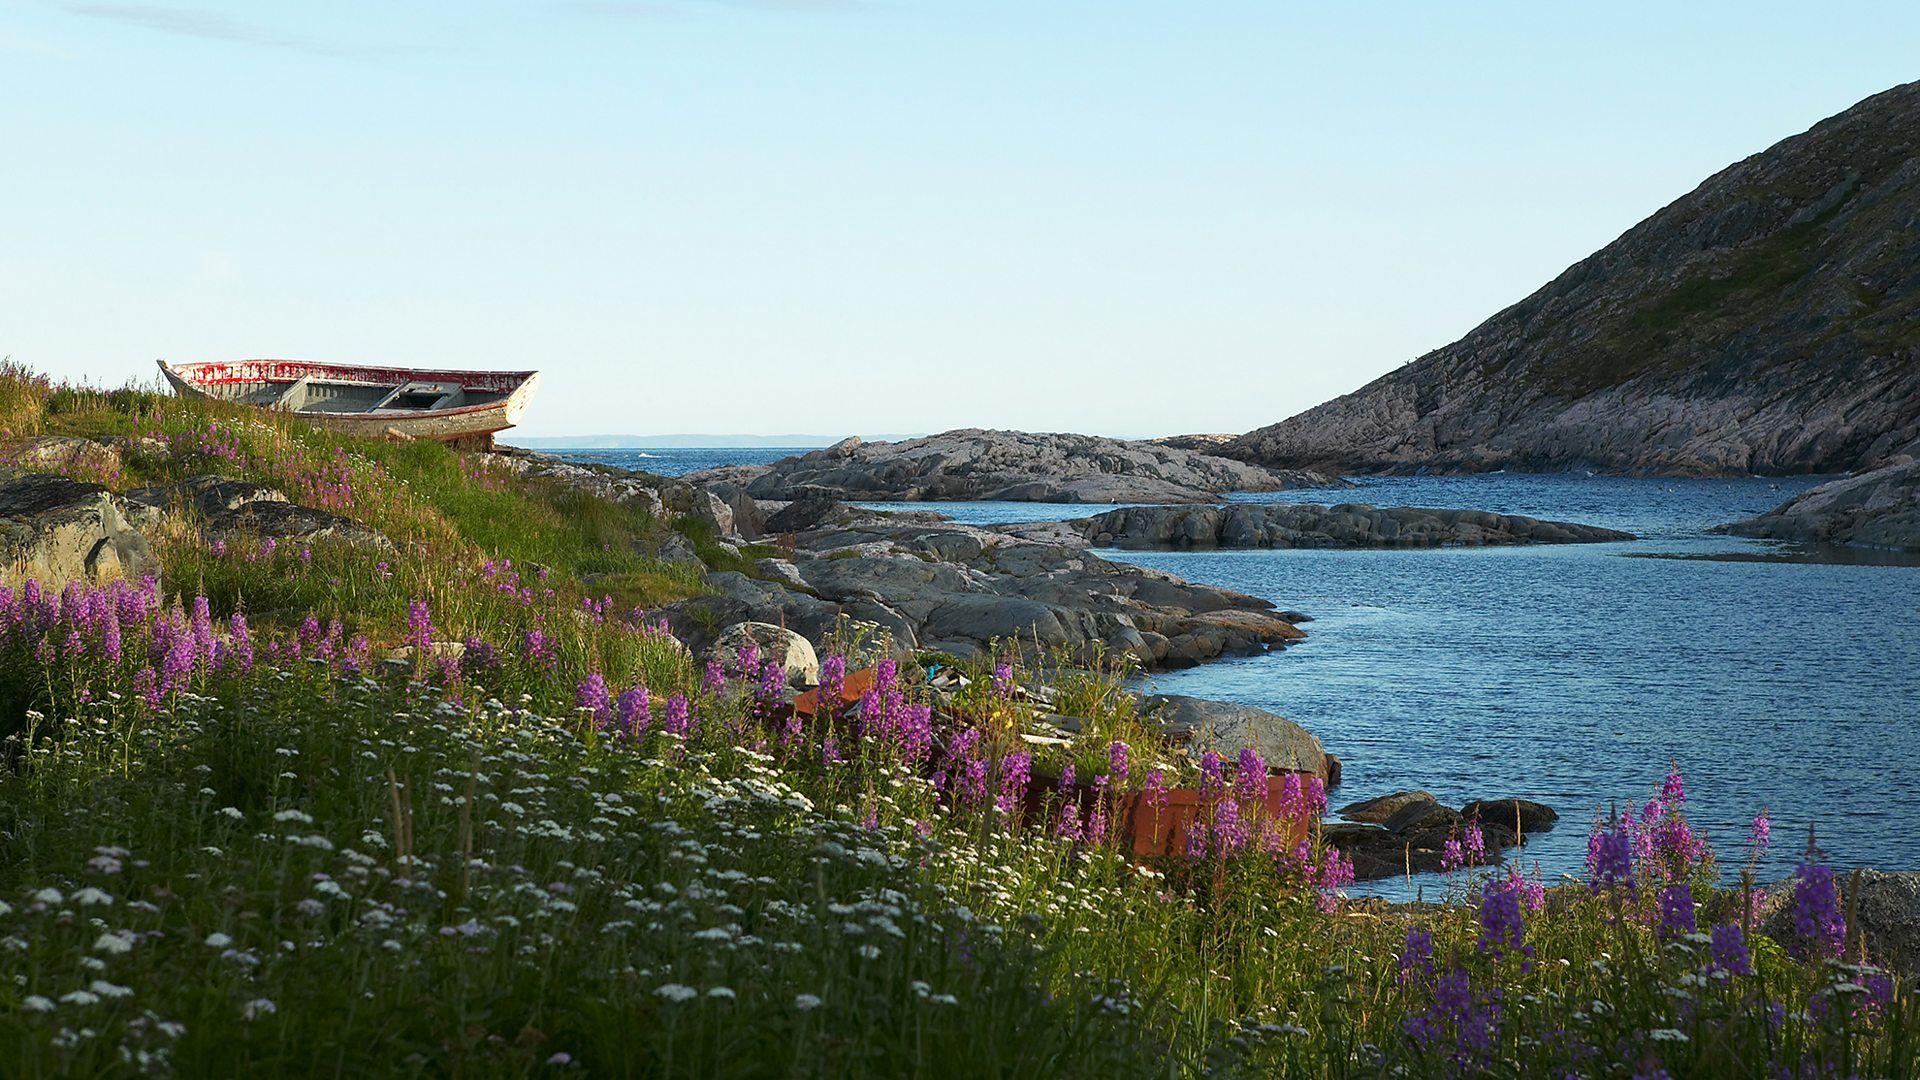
1226;81;1920;477
0;474;154;583
1066;502;1633;550
1721;457;1920;551
127;476;392;550
657;499;1307;672
689;429;1348;505
1144;694;1328;779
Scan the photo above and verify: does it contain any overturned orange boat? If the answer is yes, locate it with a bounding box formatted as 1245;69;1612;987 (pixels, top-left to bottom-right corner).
158;359;540;449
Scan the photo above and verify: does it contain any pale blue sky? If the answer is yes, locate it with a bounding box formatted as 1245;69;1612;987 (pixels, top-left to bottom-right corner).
4;2;1917;438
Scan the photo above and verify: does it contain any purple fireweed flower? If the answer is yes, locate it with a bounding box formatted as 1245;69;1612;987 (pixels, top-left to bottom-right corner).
702;660;724;695
209;538;227;558
132;666;160;710
101;607;122;664
750;660;785;721
818;653;846;716
1302;774;1327;820
1199;750;1225;800
873;657;896;695
1087;776;1109;845
406;598;432;653
1235;748;1267;804
1398;927;1435;984
521;627;557;670
1059;763;1076;791
996;752;1031;817
1464;824;1486;865
259;537;277;559
343;634;369;677
1441;837;1466;873
1661;764;1687;808
298;614;321;648
734;640;760;676
1790;859;1845;959
1749;811;1772;861
1315;847;1354;913
191;595;215;664
1588;824;1634;890
821;735;842;765
1056;802;1083;842
1657;883;1696;939
1708;921;1752;976
1504;865;1546;912
1478;881;1524;957
576;673;612;727
1144;767;1167;811
662;693;691;738
1212;797;1247;854
990;661;1014;698
1108;741;1130;786
900;703;933;765
616;686;651;738
1278;771;1303;825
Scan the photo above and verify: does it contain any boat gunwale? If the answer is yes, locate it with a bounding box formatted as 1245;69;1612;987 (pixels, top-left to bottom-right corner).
160;360;539;422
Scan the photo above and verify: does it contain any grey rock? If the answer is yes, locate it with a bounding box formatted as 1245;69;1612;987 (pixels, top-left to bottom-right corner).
0;474;154;584
1721;457;1920;551
208;500;392;550
1144;694;1329;778
6;436;122;479
1339;790;1436;825
1072;503;1633;550
1224;82;1920;477
1382;801;1466;847
689;428;1350;505
172;475;288;517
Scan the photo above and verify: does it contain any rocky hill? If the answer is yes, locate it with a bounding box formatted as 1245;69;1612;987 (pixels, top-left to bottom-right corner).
1227;81;1920;476
690;429;1346;504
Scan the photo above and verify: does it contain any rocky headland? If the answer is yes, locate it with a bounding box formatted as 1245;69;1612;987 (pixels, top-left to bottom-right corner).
1223;81;1920;477
687;429;1348;504
1045;502;1635;550
1721;457;1920;552
491;452;1309;671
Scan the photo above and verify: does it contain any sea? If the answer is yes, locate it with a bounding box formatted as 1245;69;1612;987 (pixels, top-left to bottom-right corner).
557;449;1920;896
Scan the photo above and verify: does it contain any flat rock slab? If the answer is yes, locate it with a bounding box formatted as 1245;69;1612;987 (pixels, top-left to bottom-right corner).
1072;503;1634;550
687;429;1350;505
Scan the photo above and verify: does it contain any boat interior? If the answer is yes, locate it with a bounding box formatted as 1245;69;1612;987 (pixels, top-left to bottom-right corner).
203;376;509;415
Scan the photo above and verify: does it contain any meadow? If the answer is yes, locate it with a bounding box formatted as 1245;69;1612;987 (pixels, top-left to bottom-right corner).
0;365;1911;1077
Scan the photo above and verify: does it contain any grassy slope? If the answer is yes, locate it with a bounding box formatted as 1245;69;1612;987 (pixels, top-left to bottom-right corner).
0;366;1912;1077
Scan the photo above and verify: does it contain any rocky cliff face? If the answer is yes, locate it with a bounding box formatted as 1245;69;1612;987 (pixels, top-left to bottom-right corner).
1722;456;1920;550
1227;81;1920;476
688;430;1346;504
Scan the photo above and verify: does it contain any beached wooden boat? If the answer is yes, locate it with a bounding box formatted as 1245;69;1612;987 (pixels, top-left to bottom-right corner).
158;360;540;449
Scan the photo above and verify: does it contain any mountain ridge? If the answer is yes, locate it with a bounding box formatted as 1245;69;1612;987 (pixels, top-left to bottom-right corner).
1225;80;1920;476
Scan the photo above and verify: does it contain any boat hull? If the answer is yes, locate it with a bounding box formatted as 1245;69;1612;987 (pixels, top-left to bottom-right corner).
158;360;539;448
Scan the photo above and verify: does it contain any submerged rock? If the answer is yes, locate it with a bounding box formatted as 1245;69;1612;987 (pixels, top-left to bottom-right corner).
1461;798;1560;835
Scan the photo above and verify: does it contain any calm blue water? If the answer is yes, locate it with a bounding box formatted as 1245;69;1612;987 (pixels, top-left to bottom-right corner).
550;447;809;477
554;449;1920;894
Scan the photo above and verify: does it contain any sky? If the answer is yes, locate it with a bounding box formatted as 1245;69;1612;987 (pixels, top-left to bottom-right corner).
4;2;1919;440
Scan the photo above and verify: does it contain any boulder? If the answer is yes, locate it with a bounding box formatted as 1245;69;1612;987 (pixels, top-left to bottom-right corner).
1761;869;1920;978
1461;798;1560;835
0;474;154;584
687;490;735;537
1339;790;1436;825
708;621;820;688
1144;694;1328;778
